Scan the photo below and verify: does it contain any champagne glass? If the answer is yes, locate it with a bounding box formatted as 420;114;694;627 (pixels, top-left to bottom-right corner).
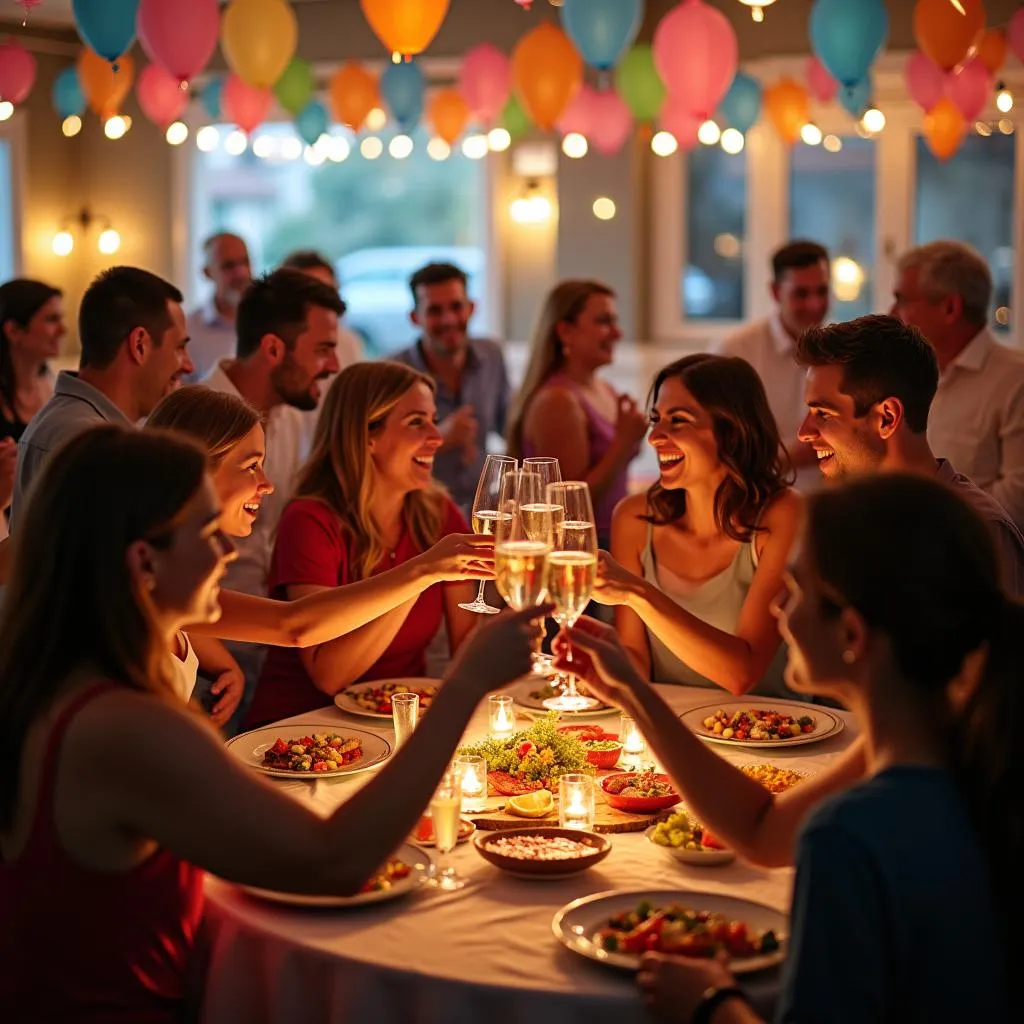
543;481;599;712
521;458;563;675
459;454;517;614
494;471;552;616
425;770;466;891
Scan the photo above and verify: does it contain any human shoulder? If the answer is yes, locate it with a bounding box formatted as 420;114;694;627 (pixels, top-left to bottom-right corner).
714;317;771;357
613;491;649;524
280;496;345;538
468;336;507;365
529;381;585;417
759;487;803;533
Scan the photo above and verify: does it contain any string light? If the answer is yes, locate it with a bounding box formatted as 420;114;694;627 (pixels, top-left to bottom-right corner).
488;128;511;152
697;119;721;145
360;136;383;159
800;123;823;146
196;126;220;151
592;197;616;220
224;130;247;155
861;107;886;134
651;130;678;157
996;86;1013;114
562;132;588;158
61;115;82;137
0;102;13;122
427;137;451;160
103;115;128;140
720;128;745;154
388;134;414;159
165;121;188;146
461;134;489;159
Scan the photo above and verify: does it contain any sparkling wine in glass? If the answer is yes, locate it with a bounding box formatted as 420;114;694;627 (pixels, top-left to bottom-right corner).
425;771;466;891
520;458;563;675
494;471;551;615
459;454;517;614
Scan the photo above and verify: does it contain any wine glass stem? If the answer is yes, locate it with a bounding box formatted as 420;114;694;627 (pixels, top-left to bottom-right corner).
473;580;486;605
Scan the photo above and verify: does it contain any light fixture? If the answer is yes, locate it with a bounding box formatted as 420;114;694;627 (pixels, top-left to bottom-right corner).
104;114;128;140
196;125;220;152
996;84;1013;114
592;196;616;220
697;119;721;145
360;136;383;159
800;122;823;146
832;256;865;303
720;128;745;154
165;121;188;146
999;118;1015;135
98;228;121;255
427;137;451;160
738;0;776;21
976;121;993;137
510;179;552;225
0;101;13;122
51;229;73;257
389;133;414;159
562;132;588;158
51;207;120;258
61;114;82;138
861;106;886;134
823;134;843;152
488;127;511;152
651;130;678;157
462;133;489;159
365;107;387;132
224;130;247;155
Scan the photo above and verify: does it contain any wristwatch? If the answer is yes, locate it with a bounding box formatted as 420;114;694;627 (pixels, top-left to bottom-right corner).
692;985;751;1024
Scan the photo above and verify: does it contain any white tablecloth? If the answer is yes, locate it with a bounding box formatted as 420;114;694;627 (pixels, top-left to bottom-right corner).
198;686;856;1024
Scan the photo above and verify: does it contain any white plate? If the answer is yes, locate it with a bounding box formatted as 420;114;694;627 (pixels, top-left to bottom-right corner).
508;678;618;718
242;843;432;908
644;825;735;866
226;723;392;779
334;677;443;720
552;888;787;974
679;698;844;749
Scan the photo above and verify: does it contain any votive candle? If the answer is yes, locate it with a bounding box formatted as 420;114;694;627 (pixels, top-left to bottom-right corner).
559;773;595;830
453;755;488;813
488;694;516;741
619;713;645;767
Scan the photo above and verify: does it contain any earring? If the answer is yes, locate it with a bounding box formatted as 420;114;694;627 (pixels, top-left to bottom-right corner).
842;649;856;664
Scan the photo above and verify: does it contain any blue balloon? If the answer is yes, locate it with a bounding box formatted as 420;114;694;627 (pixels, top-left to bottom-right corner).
296;99;330;147
51;67;85;119
717;72;761;134
201;76;224;120
380;60;424;132
809;0;887;88
561;0;643;72
838;78;872;118
72;0;140;63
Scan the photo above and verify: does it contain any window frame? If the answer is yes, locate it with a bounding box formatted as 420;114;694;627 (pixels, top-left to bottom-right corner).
0;114;27;278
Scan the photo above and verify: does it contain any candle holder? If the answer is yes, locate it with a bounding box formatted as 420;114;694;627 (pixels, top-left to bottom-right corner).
453;755;488;813
559;773;595;830
488;694;516;741
619;713;646;769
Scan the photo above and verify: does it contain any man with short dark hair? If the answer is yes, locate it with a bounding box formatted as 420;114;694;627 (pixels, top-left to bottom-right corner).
716;240;831;476
392;261;509;513
795;313;1024;598
11;266;191;530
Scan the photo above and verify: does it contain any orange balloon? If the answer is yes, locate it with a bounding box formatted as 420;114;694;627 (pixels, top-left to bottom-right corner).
923;97;967;161
360;0;449;58
429;88;470;145
77;48;135;116
511;23;582;132
763;77;809;146
329;63;379;131
913;0;986;72
974;27;1006;74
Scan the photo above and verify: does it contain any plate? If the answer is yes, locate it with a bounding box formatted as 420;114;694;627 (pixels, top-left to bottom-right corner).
601;773;680;813
644;825;735;866
507;678;617;718
410;816;476;847
226;723;392;779
679;698;844;749
552;888;787;974
334;678;442;720
473;827;611;879
736;762;818;794
242;843;432;908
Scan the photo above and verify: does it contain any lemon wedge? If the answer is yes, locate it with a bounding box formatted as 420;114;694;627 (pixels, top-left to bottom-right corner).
507;790;554;818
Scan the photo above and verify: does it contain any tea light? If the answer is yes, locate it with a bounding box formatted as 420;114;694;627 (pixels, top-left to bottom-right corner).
453;755;488;813
488;695;516;741
559;773;595;830
619;714;646;767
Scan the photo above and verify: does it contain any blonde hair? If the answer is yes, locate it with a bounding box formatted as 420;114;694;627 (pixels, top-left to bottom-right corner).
897;241;992;327
147;385;261;467
506;279;615;458
294;361;447;578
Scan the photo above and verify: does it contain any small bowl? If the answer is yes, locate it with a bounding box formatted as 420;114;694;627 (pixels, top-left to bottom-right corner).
584;741;624;770
601;772;680;813
645;825;736;866
410;816;476;847
472;827;611;879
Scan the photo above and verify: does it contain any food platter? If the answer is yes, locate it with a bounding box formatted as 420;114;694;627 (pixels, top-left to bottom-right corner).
334;678;442;720
645;824;735;867
226;723;392;779
473;827;611;880
507;678;618;718
679;698;844;749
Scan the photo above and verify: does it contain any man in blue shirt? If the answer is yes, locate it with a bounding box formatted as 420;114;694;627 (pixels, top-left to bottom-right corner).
392;262;510;514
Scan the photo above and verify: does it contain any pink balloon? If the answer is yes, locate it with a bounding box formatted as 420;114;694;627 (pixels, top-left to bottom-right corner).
1009;9;1024;64
137;64;188;129
588;90;633;155
659;95;700;152
805;56;837;103
459;43;511;126
139;0;219;83
904;51;945;113
0;40;36;105
223;74;272;134
653;0;738;120
947;58;992;121
558;83;598;136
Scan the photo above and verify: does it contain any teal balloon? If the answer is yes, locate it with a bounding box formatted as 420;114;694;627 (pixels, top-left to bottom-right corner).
809;0;887;88
295;99;329;146
561;0;643;72
380;60;424;132
838;78;871;118
275;58;315;117
500;95;531;141
52;67;85;119
717;72;761;134
72;0;140;63
201;76;224;119
614;44;665;122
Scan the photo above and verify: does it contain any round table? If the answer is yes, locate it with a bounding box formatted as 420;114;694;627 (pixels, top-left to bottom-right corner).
198;685;856;1024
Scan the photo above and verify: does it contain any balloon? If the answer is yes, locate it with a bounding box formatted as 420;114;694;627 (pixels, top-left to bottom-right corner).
359;0;449;58
1010;10;1024;65
137;63;188;128
718;72;761;134
763;77;809;145
659;97;699;151
805;55;837;103
904;51;945;112
72;0;139;64
138;0;218;83
274;58;314;116
511;22;582;131
52;67;86;118
221;0;298;89
201;75;224;119
560;0;642;72
428;88;470;145
295;98;329;146
77;47;134;115
922;96;966;160
947;58;991;121
837;78;871;118
557;83;597;136
0;40;36;105
913;0;985;73
653;0;738;121
329;63;379;131
500;94;531;141
975;29;1006;75
615;44;665;123
222;73;272;133
588;90;633;155
809;0;888;88
459;43;511;127
380;59;424;132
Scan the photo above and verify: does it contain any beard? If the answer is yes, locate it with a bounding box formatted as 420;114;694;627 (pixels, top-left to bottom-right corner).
271;359;329;412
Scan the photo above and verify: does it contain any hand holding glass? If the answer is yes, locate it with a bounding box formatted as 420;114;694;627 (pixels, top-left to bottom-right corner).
460;454;517;615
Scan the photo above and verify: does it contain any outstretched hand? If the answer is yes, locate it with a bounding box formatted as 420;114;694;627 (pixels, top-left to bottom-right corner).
552;615;646;710
421;533;495;583
593;550;639;606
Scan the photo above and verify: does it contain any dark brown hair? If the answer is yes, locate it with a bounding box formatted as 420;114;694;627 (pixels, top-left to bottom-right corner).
408;261;468;304
0;278;61;417
771;239;829;283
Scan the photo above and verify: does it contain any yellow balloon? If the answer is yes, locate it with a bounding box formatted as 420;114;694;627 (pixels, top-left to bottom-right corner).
429;88;470;145
512;23;582;132
221;0;298;89
763;77;809;146
923;97;967;161
78;48;135;116
360;0;449;58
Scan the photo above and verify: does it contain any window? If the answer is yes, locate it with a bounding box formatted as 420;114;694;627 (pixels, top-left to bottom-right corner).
0;139;16;281
189;124;491;355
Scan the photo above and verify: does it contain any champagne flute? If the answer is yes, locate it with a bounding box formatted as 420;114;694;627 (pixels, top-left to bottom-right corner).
494;471;552;615
459;454;517;614
521;458;563;675
543;481;599;712
425;770;466;891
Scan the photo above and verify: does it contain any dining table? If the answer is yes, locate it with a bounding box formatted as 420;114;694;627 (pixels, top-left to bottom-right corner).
196;683;857;1024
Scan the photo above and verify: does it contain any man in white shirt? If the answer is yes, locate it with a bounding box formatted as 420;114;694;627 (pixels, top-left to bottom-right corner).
185;232;253;382
714;240;830;483
891;240;1024;529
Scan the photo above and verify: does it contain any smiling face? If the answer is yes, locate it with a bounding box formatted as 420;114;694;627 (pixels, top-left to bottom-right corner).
210;423;274;537
270;304;341;411
772;261;830;338
413;277;474;359
368;381;443;495
6;295;67;363
557;292;622;370
647;376;725;491
205;234;252;309
139;301;193;416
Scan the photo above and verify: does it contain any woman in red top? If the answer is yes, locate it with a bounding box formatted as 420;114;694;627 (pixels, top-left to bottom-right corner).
0;425;544;1022
248;361;478;728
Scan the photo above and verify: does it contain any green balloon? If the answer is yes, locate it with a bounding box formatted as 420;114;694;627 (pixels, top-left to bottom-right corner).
615;44;665;123
501;95;532;141
275;58;315;117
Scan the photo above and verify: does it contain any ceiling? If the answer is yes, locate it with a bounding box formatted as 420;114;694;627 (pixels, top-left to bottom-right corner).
14;0;333;30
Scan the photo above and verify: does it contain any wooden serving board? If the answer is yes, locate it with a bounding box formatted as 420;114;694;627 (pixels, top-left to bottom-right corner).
469;789;678;835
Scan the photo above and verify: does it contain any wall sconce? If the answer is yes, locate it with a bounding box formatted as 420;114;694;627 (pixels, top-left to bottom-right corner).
738;0;776;21
510;179;552;225
52;207;121;258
